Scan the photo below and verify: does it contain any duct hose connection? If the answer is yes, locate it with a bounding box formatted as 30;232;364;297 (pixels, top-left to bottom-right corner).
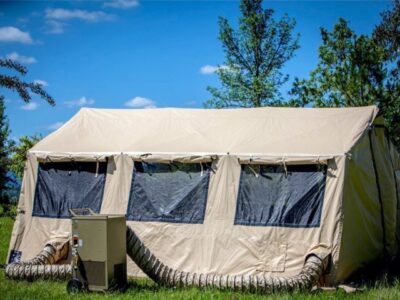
5;240;72;280
126;227;330;292
5;227;329;293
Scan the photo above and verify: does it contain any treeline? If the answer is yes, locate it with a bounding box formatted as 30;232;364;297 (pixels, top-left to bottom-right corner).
0;60;53;216
0;0;399;215
0;97;43;216
206;0;400;145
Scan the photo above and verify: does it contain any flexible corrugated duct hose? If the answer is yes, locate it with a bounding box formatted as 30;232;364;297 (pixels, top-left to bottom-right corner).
5;240;72;280
6;226;329;293
126;227;330;292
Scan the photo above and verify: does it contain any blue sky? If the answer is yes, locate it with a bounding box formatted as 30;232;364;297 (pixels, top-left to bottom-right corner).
0;0;392;139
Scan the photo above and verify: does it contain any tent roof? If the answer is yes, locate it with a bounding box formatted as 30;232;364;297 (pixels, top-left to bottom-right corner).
31;106;378;158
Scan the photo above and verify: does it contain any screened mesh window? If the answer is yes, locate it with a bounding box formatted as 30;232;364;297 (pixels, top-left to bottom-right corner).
235;164;326;227
126;162;210;223
32;162;107;218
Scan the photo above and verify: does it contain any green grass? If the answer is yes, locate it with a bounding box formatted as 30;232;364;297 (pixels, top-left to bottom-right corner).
1;216;400;299
0;217;13;265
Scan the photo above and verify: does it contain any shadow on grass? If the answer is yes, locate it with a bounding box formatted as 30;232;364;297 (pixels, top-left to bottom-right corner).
122;277;331;298
125;277;161;292
343;256;400;290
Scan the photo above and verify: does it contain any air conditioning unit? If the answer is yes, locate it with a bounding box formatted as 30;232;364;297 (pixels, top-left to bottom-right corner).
68;209;127;293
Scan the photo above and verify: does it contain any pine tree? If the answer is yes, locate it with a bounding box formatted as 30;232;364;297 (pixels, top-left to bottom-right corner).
204;0;299;108
0;58;55;105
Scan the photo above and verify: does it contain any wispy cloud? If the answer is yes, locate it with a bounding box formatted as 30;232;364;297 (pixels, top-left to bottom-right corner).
45;8;114;22
64;96;95;108
45;20;65;34
6;52;37;64
0;26;33;44
20;102;38;111
34;79;48;87
104;0;139;9
125;96;156;109
200;64;229;75
44;8;114;34
47;122;64;131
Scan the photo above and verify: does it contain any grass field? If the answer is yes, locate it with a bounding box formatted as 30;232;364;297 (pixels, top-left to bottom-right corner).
1;217;400;299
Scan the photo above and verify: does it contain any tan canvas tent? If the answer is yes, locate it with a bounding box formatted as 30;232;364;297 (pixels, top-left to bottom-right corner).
7;105;400;285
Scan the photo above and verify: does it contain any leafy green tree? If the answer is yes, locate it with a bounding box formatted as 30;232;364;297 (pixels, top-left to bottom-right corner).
290;15;400;146
289;19;387;108
373;0;400;146
0;57;54;212
205;0;299;108
374;0;399;84
10;135;42;179
0;58;55;105
0;96;15;210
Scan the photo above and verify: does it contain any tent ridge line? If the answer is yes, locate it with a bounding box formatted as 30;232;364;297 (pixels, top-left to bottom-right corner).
28;150;346;158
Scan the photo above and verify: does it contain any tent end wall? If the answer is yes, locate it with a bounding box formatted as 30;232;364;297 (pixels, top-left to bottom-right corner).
335;125;399;283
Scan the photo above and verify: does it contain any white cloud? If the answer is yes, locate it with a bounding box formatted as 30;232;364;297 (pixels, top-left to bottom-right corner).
45;8;114;22
45;20;65;34
6;52;37;64
47;122;64;131
104;0;139;9
20;102;38;111
0;26;33;43
34;79;48;87
125;96;156;109
200;65;218;74
64;96;95;108
200;64;229;75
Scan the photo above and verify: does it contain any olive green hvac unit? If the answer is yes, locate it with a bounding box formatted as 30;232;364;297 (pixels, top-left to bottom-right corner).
71;211;127;292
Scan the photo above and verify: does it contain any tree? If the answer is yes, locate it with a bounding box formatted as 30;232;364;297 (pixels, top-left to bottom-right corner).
204;0;299;108
0;58;55;105
290;19;387;108
373;0;400;146
10;135;42;179
0;96;15;209
0;57;55;212
290;14;400;146
374;0;399;83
